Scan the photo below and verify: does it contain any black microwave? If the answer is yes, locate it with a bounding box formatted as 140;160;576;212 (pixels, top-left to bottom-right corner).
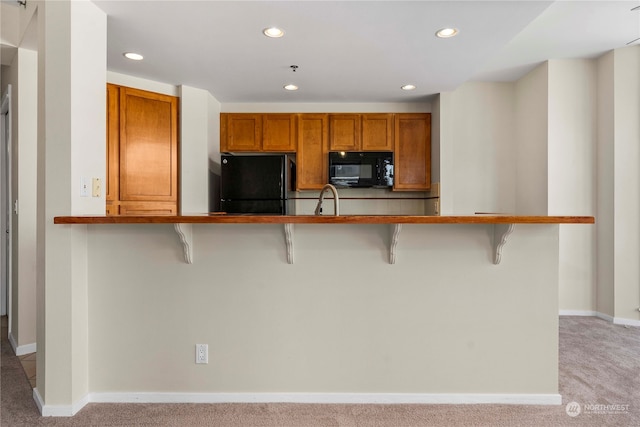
329;151;393;188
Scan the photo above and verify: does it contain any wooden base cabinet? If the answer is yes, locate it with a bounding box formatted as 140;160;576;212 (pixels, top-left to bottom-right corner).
394;113;431;191
107;84;179;215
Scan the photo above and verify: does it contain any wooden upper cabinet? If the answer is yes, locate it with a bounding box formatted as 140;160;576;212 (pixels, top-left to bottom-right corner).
106;84;120;203
220;113;297;152
119;87;179;203
394;113;431;191
328;113;393;152
328;114;360;151
297;114;329;190
362;114;393;151
262;114;297;152
217;111;429;192
220;113;262;152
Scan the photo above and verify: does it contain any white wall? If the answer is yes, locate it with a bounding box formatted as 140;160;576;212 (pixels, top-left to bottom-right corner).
1;0;39;357
35;0;106;408
208;93;221;164
612;46;640;323
1;0;37;49
514;63;548;215
596;51;615;317
70;1;106;215
1;3;20;48
106;71;178;97
444;82;516;214
222;102;430;113
437;62;599;313
10;47;38;351
87;223;560;400
437;93;455;215
547;59;597;312
179;85;210;214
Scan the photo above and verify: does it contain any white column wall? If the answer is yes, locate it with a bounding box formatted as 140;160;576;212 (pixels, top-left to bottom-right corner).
437;92;455;215
612;46;640;323
70;1;106;215
547;59;597;312
14;47;38;350
596;51;615;317
1;1;39;355
514;63;548;215
35;0;106;411
208;93;221;165
179;85;210;214
445;82;516;214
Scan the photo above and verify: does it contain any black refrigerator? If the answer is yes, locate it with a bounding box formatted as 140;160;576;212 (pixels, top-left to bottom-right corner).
220;154;292;214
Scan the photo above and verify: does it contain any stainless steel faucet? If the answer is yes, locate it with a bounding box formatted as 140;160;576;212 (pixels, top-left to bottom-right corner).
314;184;340;216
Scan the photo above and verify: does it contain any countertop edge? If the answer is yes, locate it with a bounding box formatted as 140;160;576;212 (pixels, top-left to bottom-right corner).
53;215;596;225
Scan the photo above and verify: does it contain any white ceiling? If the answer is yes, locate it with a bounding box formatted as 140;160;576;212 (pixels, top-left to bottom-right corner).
91;1;638;103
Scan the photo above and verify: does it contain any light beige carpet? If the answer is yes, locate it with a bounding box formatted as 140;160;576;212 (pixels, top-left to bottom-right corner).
2;316;639;426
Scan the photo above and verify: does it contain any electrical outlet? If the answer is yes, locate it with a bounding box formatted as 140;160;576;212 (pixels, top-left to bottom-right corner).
195;344;208;364
92;178;101;197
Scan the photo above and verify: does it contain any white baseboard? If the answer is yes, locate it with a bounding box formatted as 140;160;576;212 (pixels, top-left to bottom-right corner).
8;332;17;354
559;310;598;317
34;388;89;417
613;317;640;327
558;310;638;325
7;332;37;356
33;388;44;414
598;312;615;323
15;342;36;356
89;392;562;406
33;390;562;416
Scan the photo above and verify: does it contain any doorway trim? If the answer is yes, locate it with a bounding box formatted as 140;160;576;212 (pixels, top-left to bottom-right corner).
1;85;12;336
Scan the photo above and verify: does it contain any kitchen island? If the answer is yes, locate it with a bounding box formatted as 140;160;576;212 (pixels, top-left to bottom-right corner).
53;214;593;406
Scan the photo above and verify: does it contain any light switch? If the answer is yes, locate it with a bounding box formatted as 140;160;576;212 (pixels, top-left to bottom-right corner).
80;177;88;197
92;178;101;197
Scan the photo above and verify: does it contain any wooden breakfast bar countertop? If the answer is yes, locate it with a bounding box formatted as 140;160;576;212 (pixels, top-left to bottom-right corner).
53;214;594;265
53;214;595;225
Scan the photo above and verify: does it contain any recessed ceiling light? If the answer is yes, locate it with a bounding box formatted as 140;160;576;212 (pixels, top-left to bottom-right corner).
123;52;144;61
263;27;284;38
435;28;459;38
401;84;416;91
283;84;299;91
